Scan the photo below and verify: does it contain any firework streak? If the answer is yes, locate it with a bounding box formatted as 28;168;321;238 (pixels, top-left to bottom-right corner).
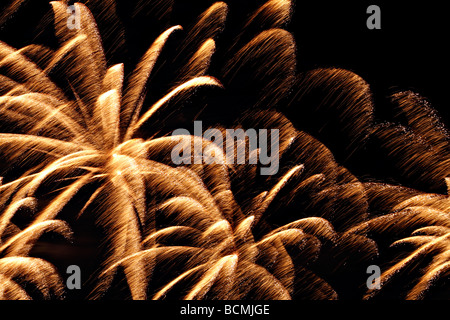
0;0;448;300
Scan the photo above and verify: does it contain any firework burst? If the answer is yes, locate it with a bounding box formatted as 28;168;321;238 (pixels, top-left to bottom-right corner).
0;1;225;299
0;0;448;301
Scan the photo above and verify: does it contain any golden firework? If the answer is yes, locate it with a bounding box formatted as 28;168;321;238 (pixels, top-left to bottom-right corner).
0;0;448;301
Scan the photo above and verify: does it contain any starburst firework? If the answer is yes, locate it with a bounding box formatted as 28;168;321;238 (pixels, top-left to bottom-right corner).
0;0;448;301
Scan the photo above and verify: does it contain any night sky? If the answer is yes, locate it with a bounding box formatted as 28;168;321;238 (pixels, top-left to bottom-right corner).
0;0;448;303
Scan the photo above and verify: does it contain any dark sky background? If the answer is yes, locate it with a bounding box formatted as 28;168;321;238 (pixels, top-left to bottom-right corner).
0;0;448;300
291;1;448;122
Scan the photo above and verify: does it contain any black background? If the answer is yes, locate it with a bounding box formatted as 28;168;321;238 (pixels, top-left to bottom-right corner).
0;0;449;302
292;1;448;122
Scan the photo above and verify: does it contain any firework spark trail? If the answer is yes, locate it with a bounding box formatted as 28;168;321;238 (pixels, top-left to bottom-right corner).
364;231;450;300
0;0;449;300
128;110;383;300
286;68;375;159
344;179;450;299
0;0;29;29
0;256;65;300
0;194;68;299
281;64;450;299
369;91;450;192
0;1;227;299
0;0;330;300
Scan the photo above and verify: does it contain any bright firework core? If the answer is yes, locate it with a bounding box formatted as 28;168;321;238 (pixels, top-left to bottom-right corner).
0;0;448;301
